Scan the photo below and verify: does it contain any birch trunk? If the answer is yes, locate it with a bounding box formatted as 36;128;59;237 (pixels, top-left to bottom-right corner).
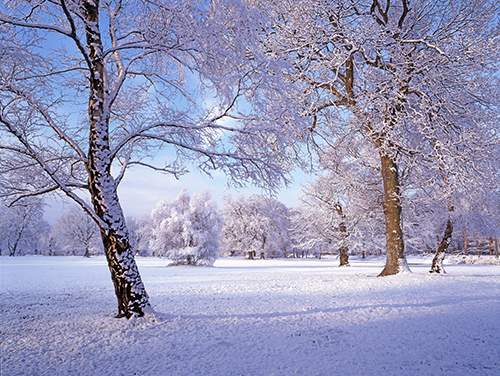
335;204;350;267
83;0;150;318
378;153;408;276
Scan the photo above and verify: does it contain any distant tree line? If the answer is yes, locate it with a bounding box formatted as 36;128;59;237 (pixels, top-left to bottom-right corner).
2;187;498;268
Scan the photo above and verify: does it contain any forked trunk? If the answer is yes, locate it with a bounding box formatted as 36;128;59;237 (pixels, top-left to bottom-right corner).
378;153;408;276
83;0;149;318
430;217;453;274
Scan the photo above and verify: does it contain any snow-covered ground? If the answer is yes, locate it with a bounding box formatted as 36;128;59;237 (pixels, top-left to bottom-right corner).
1;256;499;376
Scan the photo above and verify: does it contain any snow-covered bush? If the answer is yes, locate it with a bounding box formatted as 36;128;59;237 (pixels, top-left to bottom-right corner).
149;191;222;266
222;195;290;258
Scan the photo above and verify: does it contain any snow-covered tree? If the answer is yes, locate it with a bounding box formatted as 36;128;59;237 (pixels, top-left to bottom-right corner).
297;139;385;264
126;216;150;257
222;195;290;259
289;207;327;259
0;199;46;256
51;208;101;257
0;1;298;317
149;191;222;266
241;0;499;275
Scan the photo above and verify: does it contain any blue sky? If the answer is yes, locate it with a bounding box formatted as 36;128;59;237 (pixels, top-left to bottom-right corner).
43;166;313;223
7;12;315;223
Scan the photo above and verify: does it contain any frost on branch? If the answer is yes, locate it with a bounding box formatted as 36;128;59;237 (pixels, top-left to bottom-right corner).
221;195;290;259
148;191;222;266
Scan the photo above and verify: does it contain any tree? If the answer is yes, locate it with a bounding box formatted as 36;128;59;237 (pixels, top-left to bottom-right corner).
0;199;45;256
52;208;101;257
148;191;222;266
126;216;149;256
244;0;498;275
0;1;296;317
298;133;385;265
289;207;328;259
222;195;290;259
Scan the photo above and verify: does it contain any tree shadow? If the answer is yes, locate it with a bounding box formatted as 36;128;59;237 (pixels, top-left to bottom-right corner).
153;295;500;323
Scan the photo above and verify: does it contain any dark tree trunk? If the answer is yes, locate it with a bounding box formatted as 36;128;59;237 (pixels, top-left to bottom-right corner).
430;217;453;274
339;246;349;266
83;1;150;318
378;154;408;276
8;236;21;256
98;228;149;318
84;246;91;258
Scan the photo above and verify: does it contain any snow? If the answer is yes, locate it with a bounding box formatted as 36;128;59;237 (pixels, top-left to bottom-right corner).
1;256;499;376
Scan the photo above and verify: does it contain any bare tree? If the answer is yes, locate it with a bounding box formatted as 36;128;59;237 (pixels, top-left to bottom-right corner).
0;199;45;256
53;208;100;257
0;1;294;317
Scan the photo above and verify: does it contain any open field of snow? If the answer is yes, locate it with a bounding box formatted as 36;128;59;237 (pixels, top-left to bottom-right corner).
1;256;499;376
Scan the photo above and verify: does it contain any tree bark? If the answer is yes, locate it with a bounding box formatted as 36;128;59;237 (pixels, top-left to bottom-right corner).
334;203;350;267
463;228;468;255
8;231;22;256
378;153;408;276
83;0;149;318
339;246;349;266
430;217;453;273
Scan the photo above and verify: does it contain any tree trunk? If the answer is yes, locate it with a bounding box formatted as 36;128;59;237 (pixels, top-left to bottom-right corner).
430;217;453;273
8;235;21;256
84;246;91;258
378;154;408;276
8;246;16;257
463;228;468;255
339;246;349;267
335;204;350;267
83;1;149;318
